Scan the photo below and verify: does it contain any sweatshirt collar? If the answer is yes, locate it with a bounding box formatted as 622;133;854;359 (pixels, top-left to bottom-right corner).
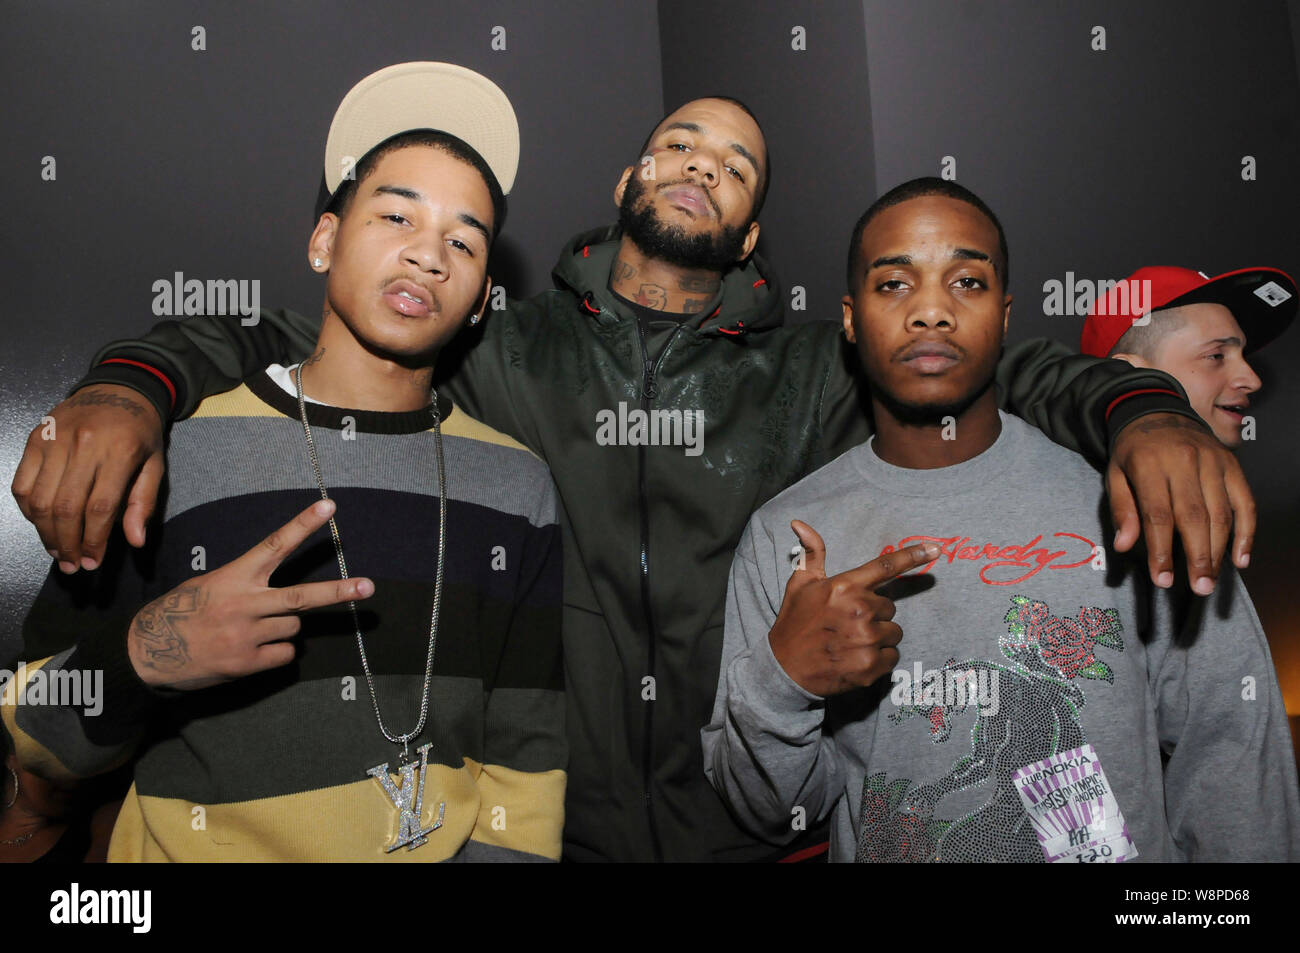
851;411;1023;498
247;369;454;435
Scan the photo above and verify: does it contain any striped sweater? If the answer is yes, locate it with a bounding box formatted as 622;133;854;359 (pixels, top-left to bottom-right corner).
3;368;565;862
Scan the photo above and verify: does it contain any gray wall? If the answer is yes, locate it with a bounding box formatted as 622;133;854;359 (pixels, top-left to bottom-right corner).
0;0;664;642
3;1;1299;722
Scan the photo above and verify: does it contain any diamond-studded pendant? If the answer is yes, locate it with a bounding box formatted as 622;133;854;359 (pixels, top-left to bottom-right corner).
367;742;445;852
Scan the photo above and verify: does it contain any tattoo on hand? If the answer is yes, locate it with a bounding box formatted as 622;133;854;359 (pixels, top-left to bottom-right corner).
131;586;205;670
65;390;146;418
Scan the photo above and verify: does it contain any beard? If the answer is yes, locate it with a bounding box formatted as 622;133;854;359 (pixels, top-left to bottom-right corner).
618;172;750;271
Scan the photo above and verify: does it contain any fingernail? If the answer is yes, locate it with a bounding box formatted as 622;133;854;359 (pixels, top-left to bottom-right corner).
1156;571;1174;588
356;579;374;597
58;561;77;574
923;543;941;557
1194;576;1215;596
47;549;58;559
314;499;334;516
81;557;99;571
1238;552;1250;569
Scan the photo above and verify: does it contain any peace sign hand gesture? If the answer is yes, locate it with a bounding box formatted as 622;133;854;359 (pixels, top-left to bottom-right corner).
127;500;372;691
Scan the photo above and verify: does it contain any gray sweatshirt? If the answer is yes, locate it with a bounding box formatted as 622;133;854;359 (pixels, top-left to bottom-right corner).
702;412;1300;862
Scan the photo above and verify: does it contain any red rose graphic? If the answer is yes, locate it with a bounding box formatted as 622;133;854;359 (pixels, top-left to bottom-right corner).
895;812;934;862
1038;616;1097;679
1078;606;1109;640
860;790;892;835
1016;599;1050;640
927;706;947;735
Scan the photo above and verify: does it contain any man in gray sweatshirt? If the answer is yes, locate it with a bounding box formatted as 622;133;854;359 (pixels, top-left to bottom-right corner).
702;177;1300;862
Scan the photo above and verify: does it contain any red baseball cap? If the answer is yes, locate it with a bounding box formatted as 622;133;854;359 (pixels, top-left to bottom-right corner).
1080;266;1297;358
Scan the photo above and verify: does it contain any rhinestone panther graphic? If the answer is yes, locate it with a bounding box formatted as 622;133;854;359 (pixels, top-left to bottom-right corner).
856;596;1124;862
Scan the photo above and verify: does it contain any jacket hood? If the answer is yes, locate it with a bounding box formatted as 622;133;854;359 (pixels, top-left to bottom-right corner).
550;224;786;336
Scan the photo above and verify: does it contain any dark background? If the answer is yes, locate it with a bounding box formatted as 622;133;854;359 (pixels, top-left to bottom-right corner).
3;1;1298;744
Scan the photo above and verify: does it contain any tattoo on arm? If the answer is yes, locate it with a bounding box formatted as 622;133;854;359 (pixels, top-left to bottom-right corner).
130;586;206;671
64;389;147;418
1128;413;1210;437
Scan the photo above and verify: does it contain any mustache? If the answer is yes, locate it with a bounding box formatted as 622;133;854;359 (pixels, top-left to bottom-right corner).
893;339;964;362
655;178;721;218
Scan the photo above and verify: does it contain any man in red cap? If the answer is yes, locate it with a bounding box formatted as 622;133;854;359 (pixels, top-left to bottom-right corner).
1082;267;1297;448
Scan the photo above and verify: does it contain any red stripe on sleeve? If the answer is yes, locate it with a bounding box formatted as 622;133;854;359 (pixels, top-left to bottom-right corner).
1104;388;1181;422
777;841;830;863
97;358;178;410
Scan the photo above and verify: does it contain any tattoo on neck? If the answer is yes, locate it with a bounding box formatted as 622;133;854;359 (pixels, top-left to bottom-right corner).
678;275;721;295
613;259;637;283
65;389;146;418
304;347;326;367
636;284;668;310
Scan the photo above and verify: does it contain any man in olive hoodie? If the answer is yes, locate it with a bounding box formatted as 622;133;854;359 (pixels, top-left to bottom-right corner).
14;97;1255;862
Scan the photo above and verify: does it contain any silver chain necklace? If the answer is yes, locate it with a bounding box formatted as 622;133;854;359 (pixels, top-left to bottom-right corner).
0;830;37;847
294;365;449;851
293;364;447;761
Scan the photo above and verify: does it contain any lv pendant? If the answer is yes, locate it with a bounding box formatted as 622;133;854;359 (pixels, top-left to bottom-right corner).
367;742;445;852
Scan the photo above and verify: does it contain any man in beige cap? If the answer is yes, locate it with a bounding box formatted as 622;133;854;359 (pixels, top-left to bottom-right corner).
5;63;565;862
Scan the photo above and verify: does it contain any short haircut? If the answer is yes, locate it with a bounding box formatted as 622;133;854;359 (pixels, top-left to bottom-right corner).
636;96;771;220
327;129;506;242
846;176;1010;293
1109;309;1176;359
